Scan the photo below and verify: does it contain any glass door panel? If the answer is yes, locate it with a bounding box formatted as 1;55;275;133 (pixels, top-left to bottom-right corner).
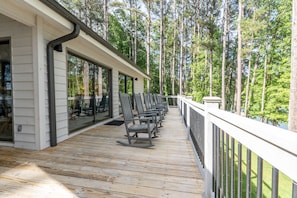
0;40;13;141
67;54;111;133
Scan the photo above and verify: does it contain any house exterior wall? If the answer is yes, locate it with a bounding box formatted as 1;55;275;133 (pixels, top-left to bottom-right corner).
0;14;37;149
0;2;148;150
134;76;144;94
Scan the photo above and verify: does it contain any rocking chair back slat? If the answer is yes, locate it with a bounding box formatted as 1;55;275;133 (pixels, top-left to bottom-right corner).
120;93;134;123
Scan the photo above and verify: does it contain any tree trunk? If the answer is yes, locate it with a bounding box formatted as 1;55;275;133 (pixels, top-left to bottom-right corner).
129;0;134;61
247;54;259;114
171;0;176;96
209;49;213;97
159;0;164;95
179;0;184;95
221;0;228;110
183;22;187;94
204;50;208;94
289;0;297;132
236;0;243;115
134;4;137;64
146;0;151;92
261;54;268;122
103;0;109;41
244;56;251;117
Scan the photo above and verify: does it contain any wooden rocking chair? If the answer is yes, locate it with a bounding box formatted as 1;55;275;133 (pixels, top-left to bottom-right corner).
134;93;162;130
117;93;157;148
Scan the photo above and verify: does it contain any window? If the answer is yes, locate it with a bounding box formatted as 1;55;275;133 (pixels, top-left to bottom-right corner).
119;73;134;113
67;53;111;133
0;39;12;141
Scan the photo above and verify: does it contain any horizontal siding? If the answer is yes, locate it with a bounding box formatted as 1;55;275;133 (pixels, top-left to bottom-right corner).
11;64;33;73
112;69;119;117
13;90;34;99
13;54;33;64
15;125;35;134
12;73;34;82
14;116;35;125
0;14;36;149
53;48;69;142
14;141;37;150
12;36;32;47
134;76;144;93
13;82;34;91
13;46;32;56
14;133;35;143
13;99;34;108
14;108;34;116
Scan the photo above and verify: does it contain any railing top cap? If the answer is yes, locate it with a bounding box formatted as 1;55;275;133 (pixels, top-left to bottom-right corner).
203;96;221;103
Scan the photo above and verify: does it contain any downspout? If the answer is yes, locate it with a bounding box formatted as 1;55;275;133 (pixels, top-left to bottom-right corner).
47;23;80;147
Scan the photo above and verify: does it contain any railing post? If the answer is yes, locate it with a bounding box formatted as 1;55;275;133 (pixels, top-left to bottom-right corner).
186;96;192;139
178;95;182;114
203;96;221;198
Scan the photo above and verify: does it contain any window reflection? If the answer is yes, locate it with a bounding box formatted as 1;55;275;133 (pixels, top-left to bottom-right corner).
0;39;12;141
67;53;111;133
119;73;134;113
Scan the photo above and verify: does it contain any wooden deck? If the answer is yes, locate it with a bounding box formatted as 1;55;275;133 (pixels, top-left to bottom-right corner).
0;108;204;197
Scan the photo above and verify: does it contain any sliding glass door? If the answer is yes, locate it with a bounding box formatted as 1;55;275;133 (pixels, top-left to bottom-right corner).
67;53;111;133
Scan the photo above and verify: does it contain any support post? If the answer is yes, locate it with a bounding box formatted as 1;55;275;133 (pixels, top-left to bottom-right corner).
203;96;221;198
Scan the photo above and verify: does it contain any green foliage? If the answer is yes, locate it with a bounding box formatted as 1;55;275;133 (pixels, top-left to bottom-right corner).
108;14;131;57
58;0;293;126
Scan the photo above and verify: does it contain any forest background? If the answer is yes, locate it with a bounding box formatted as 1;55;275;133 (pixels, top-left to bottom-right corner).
57;0;292;127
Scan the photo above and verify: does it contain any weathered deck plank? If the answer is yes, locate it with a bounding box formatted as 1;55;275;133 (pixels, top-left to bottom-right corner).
0;108;204;197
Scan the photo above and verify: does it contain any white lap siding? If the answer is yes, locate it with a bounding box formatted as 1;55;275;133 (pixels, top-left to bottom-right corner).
134;76;144;94
0;14;36;149
53;50;68;143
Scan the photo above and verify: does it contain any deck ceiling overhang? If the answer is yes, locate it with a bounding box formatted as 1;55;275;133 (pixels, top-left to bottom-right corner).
0;0;150;80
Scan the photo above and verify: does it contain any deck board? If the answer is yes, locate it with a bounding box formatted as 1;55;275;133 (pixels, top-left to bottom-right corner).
0;108;204;197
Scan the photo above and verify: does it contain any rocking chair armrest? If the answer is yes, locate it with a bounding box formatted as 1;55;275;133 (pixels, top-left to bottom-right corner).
133;117;151;122
147;108;161;113
139;117;152;123
138;117;154;128
139;112;157;117
149;108;164;116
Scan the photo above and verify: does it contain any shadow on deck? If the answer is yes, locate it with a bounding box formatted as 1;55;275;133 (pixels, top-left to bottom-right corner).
0;108;204;197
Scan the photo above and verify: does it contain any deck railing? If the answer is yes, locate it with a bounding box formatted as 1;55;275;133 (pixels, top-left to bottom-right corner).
164;95;297;198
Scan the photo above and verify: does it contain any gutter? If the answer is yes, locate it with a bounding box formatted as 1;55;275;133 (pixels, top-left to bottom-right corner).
46;23;80;147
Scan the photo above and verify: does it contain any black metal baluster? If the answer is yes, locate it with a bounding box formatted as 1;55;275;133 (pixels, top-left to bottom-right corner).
246;149;251;198
272;167;279;198
226;134;229;198
231;137;235;198
257;157;263;198
238;143;242;198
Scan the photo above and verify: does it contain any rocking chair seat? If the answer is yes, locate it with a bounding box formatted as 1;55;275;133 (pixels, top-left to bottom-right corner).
128;123;156;132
